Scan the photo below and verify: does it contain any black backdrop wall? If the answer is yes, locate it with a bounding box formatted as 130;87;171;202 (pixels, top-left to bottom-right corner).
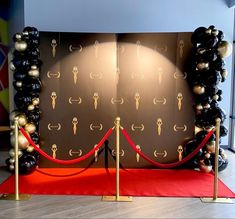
38;32;194;168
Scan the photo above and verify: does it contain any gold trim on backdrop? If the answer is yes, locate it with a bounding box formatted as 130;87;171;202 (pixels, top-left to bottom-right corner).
174;71;187;79
69;149;82;157
157;67;163;85
89;72;103;79
134;92;140;110
153;97;167;105
68;97;82;104
156;118;163;136
72;117;78;135
47;71;60;78
136;145;141;163
111;149;125;157
173;124;187;132
51;144;57;159
179;40;184;58
94;144;99;162
94;40;99;58
93;92;99;110
72;66;78;84
51;39;57;57
69;44;82;52
47;123;61;131
177;92;183;111
155;44;168;53
116;67;120;85
89;123;103;131
177;145;183;161
111;97;124;105
131;124;144;132
51;92;57;109
154;149;167;158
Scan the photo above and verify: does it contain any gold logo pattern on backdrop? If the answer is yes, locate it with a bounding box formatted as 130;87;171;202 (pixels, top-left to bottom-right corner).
39;32;194;167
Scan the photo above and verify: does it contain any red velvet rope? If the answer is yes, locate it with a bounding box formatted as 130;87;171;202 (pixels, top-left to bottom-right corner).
122;128;214;168
20;127;113;165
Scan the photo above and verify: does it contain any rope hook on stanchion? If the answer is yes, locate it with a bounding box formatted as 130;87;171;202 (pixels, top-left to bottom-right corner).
200;118;233;204
102;117;132;202
0;118;31;201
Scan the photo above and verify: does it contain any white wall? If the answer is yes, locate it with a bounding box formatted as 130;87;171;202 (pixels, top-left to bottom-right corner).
23;0;234;145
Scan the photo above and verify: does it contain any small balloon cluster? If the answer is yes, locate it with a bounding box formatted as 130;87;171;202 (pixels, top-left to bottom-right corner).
184;25;232;172
6;27;42;174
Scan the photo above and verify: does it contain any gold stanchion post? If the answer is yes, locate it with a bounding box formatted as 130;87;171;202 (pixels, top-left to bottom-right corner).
102;117;132;202
201;118;233;204
0;118;31;201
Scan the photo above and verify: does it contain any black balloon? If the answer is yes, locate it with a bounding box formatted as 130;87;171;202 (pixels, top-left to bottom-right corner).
19;154;37;174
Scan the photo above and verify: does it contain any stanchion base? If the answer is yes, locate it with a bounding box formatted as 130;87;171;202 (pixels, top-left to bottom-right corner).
0;194;31;201
102;195;133;202
200;197;233;204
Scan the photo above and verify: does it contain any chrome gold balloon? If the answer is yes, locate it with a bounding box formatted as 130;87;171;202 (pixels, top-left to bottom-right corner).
24;123;36;134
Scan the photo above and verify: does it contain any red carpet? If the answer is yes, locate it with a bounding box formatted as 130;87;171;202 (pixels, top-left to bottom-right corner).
0;168;234;197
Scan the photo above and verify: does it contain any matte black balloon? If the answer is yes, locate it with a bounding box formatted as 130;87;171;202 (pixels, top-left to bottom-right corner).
19;154;37;174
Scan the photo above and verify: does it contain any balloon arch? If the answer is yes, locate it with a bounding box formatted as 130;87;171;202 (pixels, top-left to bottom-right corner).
5;26;232;174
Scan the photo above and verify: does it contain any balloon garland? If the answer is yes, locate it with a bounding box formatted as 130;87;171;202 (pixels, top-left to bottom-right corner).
184;25;232;172
5;27;42;174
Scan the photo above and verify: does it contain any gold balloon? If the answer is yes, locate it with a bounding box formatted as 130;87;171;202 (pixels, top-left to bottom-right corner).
28;66;39;77
27;104;35;111
17;114;27;126
221;69;228;78
205;153;210;159
26;146;35;152
10;110;21;123
217;41;232;58
197;62;209;70
15;81;23;87
14;41;28;52
194;126;203;135
9;165;15;171
9;158;15;164
32;98;40;106
8;148;23;158
10;131;30;149
24;123;36;134
200;164;212;173
193;85;205;95
9;61;16;71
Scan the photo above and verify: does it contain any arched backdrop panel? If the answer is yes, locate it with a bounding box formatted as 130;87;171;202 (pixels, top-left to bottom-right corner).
38;32;194;168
